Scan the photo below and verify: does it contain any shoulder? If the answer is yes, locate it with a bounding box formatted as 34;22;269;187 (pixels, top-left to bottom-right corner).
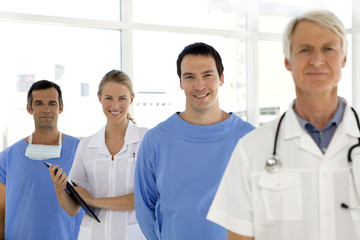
0;139;26;156
138;115;176;149
239;117;280;146
128;122;149;140
224;114;256;138
231;114;255;129
63;134;80;145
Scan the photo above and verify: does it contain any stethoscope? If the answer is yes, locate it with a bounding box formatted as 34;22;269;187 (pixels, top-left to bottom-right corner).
265;107;360;210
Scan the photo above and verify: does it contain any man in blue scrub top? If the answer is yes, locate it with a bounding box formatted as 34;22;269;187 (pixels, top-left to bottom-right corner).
0;80;83;239
134;42;255;240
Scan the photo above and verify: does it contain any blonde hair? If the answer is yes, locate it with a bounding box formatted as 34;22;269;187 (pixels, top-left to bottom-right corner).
98;70;135;123
283;10;347;59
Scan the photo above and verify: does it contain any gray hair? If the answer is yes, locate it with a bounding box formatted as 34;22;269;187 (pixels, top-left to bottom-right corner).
283;10;347;59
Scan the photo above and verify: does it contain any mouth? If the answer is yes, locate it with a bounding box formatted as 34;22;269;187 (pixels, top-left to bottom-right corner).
109;110;122;116
306;72;329;76
193;92;210;99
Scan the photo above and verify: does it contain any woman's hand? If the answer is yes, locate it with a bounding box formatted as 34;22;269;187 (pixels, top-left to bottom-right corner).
73;184;93;206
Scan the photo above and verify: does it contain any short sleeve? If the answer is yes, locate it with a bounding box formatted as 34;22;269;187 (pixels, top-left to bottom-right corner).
69;140;90;190
206;140;254;237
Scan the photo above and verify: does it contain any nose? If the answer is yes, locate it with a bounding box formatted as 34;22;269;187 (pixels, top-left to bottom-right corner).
310;51;325;66
42;105;50;112
194;76;205;90
112;100;121;109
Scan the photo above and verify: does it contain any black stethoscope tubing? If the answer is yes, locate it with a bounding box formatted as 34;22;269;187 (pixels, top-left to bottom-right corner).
269;106;360;209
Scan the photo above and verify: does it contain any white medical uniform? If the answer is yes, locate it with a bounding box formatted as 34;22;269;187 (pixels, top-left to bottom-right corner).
69;121;147;240
207;98;360;240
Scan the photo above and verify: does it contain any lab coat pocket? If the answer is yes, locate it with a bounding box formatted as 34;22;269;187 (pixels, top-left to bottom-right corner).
259;172;303;221
125;157;136;189
77;214;94;240
127;223;146;240
127;210;146;239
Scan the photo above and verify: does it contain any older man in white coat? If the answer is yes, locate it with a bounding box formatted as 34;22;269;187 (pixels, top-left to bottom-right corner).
207;10;360;240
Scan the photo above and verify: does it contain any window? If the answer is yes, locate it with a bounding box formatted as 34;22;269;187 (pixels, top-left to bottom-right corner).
0;0;358;150
0;21;120;148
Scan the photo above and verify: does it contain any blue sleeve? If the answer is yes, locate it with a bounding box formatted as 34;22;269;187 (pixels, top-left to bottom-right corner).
0;149;7;185
134;133;159;240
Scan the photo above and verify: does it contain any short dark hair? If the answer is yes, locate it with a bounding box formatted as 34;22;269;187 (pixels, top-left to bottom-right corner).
176;42;224;79
27;80;63;110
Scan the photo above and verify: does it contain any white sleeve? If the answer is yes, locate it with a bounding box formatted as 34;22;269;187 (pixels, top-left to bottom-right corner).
68;140;90;190
206;140;254;237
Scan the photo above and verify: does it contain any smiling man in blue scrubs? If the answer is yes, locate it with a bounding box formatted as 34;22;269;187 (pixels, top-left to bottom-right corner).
134;42;255;240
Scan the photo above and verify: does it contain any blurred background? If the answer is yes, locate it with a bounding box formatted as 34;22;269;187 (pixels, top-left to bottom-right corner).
0;0;357;150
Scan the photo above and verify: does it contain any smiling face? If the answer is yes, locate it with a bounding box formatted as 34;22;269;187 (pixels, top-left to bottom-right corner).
285;21;347;97
98;81;134;125
179;54;224;115
26;87;63;130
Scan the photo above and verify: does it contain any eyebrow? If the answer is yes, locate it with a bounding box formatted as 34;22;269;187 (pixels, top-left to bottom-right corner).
34;100;58;104
182;70;216;77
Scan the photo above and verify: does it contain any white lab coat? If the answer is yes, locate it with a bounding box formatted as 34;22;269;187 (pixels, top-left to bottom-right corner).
69;121;147;240
208;98;360;240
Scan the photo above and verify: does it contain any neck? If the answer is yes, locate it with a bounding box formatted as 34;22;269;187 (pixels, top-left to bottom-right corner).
294;93;339;129
179;109;229;125
30;128;60;145
105;119;128;139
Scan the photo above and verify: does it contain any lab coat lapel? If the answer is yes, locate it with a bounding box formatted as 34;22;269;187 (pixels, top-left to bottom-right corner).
88;126;109;156
284;105;323;159
324;105;360;159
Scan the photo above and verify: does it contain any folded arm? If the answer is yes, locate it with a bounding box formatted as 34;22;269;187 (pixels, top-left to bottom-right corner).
74;184;135;211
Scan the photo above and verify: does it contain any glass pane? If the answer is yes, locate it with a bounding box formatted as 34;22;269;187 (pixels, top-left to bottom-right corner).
259;0;352;33
258;40;294;125
0;0;120;21
0;22;121;150
132;0;246;30
132;30;246;128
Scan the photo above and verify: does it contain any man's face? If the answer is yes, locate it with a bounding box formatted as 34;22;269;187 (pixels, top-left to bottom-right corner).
27;88;63;130
179;54;224;114
285;21;346;96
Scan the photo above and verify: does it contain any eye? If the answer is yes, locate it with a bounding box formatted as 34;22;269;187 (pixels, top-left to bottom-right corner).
299;48;309;53
120;97;127;101
325;47;334;52
105;97;112;100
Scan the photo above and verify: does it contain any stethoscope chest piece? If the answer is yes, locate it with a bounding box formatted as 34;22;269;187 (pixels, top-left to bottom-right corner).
265;157;281;173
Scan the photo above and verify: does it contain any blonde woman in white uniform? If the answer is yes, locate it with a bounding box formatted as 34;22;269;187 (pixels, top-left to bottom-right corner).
49;70;147;240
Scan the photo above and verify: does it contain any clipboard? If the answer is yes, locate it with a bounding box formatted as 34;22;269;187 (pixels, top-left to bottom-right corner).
44;162;100;223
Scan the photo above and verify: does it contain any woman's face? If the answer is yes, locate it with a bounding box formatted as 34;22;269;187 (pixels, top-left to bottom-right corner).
98;81;134;124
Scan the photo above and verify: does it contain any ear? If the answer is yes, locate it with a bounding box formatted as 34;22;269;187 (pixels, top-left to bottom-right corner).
341;55;347;68
98;93;101;103
219;73;224;86
26;104;33;114
180;80;184;90
130;93;135;104
284;58;292;71
59;104;64;114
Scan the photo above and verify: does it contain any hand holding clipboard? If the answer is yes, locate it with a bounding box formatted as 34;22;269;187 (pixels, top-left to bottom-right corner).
44;162;100;223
